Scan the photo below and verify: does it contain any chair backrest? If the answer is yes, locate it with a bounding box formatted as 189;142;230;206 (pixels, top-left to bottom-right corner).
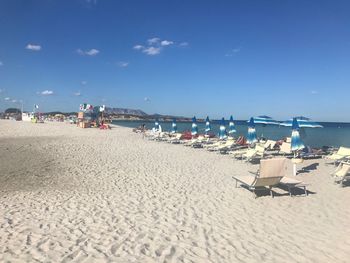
256;145;265;154
259;158;288;178
280;142;292;154
337;147;350;156
335;164;350;177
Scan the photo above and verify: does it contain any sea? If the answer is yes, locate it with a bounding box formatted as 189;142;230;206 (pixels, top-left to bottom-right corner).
112;120;350;148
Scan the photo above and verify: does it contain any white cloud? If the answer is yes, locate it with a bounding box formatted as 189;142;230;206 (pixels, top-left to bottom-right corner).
117;61;129;67
179;42;189;47
133;45;144;50
161;40;174;46
41;90;54;96
143;46;162;56
26;44;42;51
311;90;318;95
81;81;87;85
0;61;3;66
225;48;241;57
74;91;82;96
144;97;151;102
77;48;99;56
4;97;10;101
11;99;17;103
147;37;160;45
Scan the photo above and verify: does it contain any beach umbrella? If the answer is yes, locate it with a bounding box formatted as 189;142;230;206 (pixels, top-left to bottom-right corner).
291;118;305;152
228;115;236;136
219;118;227;140
252;115;279;125
171;118;177;133
291;118;305;176
205;116;211;134
191;116;198;136
154;118;160;131
280;116;323;128
247;117;258;145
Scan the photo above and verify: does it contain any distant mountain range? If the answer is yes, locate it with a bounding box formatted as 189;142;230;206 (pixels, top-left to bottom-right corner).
105;107;147;116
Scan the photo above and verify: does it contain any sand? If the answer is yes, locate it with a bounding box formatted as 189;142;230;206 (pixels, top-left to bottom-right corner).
0;119;349;262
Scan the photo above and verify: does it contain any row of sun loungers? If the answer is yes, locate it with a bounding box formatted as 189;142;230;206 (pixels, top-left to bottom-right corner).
143;130;350;192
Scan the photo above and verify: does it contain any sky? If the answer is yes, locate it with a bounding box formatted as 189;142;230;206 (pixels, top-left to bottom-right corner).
0;0;350;121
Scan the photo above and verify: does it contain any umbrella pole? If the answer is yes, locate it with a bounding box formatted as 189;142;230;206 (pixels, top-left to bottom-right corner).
293;152;297;176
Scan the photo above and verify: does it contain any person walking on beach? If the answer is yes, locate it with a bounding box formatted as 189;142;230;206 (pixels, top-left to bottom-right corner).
141;123;146;138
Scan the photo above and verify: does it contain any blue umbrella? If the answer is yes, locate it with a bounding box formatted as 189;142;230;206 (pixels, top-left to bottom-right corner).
228;115;236;135
291;118;305;152
154;118;160;131
191;116;198;136
247;117;258;144
171;118;177;133
219;118;227;139
252;115;279;125
280;116;323;128
205;116;211;134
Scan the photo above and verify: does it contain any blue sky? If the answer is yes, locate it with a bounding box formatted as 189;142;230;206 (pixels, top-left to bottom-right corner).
0;0;350;121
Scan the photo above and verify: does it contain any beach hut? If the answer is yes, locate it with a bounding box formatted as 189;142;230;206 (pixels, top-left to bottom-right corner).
228;115;236;136
247;117;258;145
205;116;211;135
171;118;177;133
191;116;198;136
291;118;305;176
219;118;227;140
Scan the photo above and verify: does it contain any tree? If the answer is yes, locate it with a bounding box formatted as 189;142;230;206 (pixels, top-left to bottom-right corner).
5;108;21;114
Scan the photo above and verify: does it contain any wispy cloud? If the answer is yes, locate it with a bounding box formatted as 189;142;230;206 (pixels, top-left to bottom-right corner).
74;91;82;96
81;81;87;85
161;40;174;46
133;45;144;50
117;61;129;68
225;47;241;57
310;90;318;95
179;42;189;47
40;90;54;96
0;61;3;66
77;48;100;56
147;37;160;45
4;97;10;101
11;99;17;103
134;37;182;56
143;47;162;56
26;44;42;51
144;97;151;102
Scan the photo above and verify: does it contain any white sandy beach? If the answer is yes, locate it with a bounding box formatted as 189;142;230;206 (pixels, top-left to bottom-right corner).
0;119;349;262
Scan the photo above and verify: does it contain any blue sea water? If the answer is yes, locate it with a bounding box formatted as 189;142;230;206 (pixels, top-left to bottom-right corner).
112;120;350;148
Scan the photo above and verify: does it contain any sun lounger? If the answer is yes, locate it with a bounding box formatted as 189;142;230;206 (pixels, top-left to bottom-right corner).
279;177;309;196
167;133;183;144
260;140;277;151
332;163;350;186
233;158;287;198
279;142;292;156
325;147;350;165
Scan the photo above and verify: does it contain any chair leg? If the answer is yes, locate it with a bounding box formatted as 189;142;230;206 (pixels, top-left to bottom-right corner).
269;187;274;198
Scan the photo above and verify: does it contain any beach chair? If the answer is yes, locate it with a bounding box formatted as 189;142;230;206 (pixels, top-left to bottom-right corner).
168;133;183;144
332;163;350;186
262;140;277;151
241;145;265;162
325;147;350;165
279;142;292;156
279;177;309;196
233;158;287;198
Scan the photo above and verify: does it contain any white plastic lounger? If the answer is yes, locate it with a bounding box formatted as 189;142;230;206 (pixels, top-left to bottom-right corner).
325;147;350;164
332;163;350;186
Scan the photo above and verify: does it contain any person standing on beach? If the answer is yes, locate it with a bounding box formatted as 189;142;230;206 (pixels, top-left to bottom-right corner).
142;123;146;138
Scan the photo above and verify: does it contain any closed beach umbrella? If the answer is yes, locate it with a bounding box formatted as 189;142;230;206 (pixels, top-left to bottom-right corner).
219;118;227;139
205;116;211;134
171;118;177;133
252;115;279;125
280;116;323;128
191;116;198;136
291;118;305;176
247;117;258;144
228;115;236;135
291;118;305;152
